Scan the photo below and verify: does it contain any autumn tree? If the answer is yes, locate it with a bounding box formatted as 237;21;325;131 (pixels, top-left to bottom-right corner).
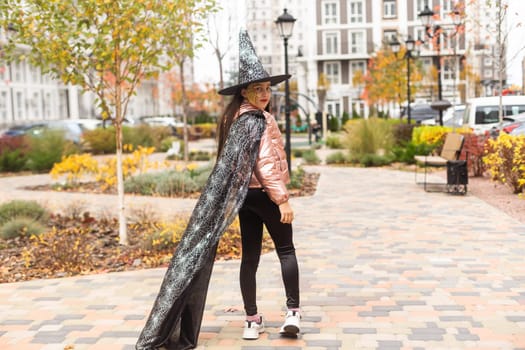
0;0;216;245
353;45;422;116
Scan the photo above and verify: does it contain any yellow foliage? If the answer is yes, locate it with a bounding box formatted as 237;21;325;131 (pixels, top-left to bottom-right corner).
50;154;99;185
483;133;525;194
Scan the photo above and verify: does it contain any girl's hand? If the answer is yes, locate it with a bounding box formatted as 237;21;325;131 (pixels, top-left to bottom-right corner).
279;201;294;224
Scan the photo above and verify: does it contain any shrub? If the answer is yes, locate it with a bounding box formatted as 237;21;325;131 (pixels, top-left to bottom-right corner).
301;149;321;165
160;136;180;152
0;200;50;226
50;153;99;186
391;141;435;164
358;154;394;167
189;150;213;161
95;146;163;191
0;136;29;172
23;227;95;273
123;125;173;151
325;151;350;165
26;130;72;172
140;218;186;252
342;117;394;160
0;216;46;240
462;133;489;177
483;133;525;193
83;127;116;154
155;171;199;195
288;166;306;189
328;115;340;132
392;123;415;146
325;135;343;149
125;168;205;196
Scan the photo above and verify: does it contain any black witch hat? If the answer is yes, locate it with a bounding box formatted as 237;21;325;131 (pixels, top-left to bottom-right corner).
218;30;290;95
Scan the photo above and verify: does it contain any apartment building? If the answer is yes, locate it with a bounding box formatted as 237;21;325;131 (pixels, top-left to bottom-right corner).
0;28;183;129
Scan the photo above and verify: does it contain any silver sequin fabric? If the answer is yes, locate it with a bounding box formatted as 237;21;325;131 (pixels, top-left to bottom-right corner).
136;112;266;350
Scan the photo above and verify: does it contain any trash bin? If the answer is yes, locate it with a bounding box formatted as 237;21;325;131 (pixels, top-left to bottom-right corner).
446;160;468;194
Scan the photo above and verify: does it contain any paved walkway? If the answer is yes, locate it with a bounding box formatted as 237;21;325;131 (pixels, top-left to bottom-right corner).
1;158;525;349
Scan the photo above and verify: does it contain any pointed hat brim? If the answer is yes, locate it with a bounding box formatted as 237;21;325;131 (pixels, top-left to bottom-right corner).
218;74;291;95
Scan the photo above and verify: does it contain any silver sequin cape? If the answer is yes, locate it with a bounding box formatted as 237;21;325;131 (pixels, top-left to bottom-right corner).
136;112;266;350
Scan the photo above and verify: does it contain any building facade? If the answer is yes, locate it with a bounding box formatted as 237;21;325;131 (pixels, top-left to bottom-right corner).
0;28;186;129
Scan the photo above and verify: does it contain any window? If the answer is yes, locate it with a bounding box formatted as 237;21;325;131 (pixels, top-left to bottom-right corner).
416;28;430;50
327;101;341;117
442;0;454;17
483;69;493;79
323;32;340;55
13;60;25;83
443;58;456;80
0;90;8;122
383;30;398;44
324;62;341;84
349;31;365;54
484;57;492;66
350;61;366;84
416;0;430;14
322;1;338;25
348;0;364;23
383;0;396;18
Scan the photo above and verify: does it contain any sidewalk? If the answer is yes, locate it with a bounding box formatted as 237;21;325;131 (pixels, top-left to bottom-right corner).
1;158;525;349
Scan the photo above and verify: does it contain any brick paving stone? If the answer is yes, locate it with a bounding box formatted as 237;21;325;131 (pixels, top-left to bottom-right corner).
1;162;525;349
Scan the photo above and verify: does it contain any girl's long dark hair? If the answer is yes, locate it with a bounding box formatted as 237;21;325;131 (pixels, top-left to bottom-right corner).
217;91;244;159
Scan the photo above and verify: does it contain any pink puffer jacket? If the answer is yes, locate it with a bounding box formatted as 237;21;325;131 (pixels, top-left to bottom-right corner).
239;102;290;205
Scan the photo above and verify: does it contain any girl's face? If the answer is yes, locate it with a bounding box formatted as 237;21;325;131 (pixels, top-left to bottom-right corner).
241;81;271;110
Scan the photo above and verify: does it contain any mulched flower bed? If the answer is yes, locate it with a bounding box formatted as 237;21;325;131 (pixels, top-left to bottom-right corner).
0;172;319;283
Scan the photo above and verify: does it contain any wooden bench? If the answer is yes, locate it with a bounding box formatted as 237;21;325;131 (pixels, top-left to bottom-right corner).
414;133;466;194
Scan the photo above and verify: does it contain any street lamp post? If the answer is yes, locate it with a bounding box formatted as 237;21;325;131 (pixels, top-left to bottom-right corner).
418;5;462;126
275;8;296;175
390;36;416;124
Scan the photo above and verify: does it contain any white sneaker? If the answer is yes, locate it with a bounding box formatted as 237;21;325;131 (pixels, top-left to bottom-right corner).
279;310;301;336
242;316;265;340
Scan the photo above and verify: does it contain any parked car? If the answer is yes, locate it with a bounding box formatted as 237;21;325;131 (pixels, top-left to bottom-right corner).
509;121;525;136
463;96;525;134
2;120;88;144
422;104;465;127
401;103;439;124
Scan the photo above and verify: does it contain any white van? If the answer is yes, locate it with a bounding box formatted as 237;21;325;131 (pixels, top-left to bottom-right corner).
463;96;525;134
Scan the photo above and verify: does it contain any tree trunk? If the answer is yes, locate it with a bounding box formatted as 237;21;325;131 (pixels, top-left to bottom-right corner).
115;72;128;245
180;61;189;162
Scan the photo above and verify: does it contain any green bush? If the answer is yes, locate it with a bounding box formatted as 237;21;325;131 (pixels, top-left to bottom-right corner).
392;123;415;145
123;125;173;151
343;117;394;161
301;149;321;165
0;136;29;172
83;127;116;154
0;200;50;226
123;173;159;196
325;151;350;165
125;169;206;196
391;141;435;164
341;111;350;125
26;130;72;172
328;115;340;132
160;136;180;152
189;150;213;161
155;171;199;195
358;154;394;167
288;166;306;189
0;216;46;240
325;135;343;149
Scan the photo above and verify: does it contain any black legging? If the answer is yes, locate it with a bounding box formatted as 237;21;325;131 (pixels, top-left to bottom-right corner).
238;188;300;316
